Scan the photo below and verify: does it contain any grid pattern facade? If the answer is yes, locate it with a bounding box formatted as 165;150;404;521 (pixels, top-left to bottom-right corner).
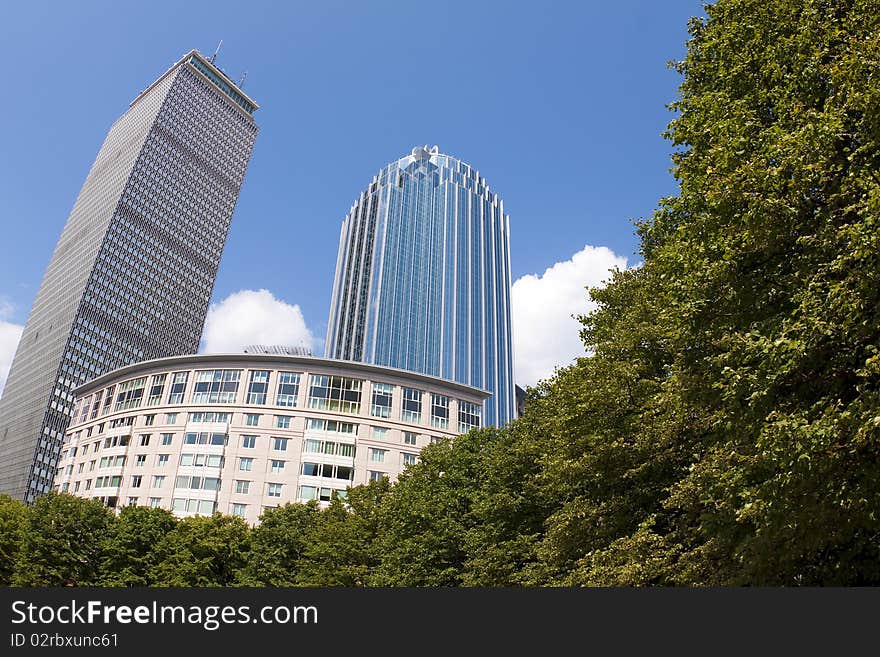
326;146;515;426
52;354;488;525
0;50;258;501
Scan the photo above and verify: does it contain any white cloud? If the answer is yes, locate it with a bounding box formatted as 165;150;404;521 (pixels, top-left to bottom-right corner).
0;299;23;397
200;289;316;354
511;244;628;387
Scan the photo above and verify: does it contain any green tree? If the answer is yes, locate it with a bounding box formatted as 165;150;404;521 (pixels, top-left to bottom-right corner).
237;502;318;586
98;506;178;586
296;479;390;586
13;493;113;586
0;495;28;585
148;513;250;586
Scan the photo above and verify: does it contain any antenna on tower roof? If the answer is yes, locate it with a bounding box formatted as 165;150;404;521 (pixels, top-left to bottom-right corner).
210;39;223;64
238;70;248;88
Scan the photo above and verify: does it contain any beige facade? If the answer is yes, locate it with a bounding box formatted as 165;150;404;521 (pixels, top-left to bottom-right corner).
53;354;488;525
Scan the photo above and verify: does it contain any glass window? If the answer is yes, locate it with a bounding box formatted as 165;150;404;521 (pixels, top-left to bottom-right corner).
246;370;270;405
184;432;226;446
189;412;230;423
337;443;355;458
370;382;393;418
302;439;322;453
308;375;362;413
245;413;260;427
135;454;146;467
101;386;115;414
192;369;241;404
231;504;247;518
301;462;320;477
369;471;386;482
402;453;418;467
402;388;422;423
139;434;151;446
165;413;178;424
298;485;317;501
152;475;165;488
369;448;386;463
431;394;450;429
372;427;389;441
235;480;250;494
270;459;285;473
161;433;173;446
336;465;354;481
131;475;142;488
147;374;167;406
115;377;147;411
156;454;169;467
458;401;482;433
149;498;161;508
276;372;301;407
267;483;282;498
144;415;155;426
403;432;418;446
241;435;256;448
239;457;254;472
273;437;288;451
275;415;291;429
306;418;357;434
167;372;188;404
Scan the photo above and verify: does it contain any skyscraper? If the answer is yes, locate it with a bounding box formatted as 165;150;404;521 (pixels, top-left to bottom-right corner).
326;145;515;427
0;50;259;501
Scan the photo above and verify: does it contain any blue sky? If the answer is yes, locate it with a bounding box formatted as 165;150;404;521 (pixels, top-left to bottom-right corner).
0;0;704;390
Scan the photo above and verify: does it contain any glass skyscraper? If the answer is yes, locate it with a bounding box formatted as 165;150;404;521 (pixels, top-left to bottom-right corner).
326;145;515;427
0;50;259;501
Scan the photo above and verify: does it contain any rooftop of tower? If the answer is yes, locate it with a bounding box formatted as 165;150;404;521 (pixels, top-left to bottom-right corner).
130;49;259;118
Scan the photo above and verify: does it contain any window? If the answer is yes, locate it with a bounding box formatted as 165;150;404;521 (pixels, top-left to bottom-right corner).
458;401;482;433
301;462;320;477
153;475;166;488
270;459;285;473
172;499;216;515
183;432;226;446
79;395;92;423
189;412;230;423
235;480;250;494
85;479;92;490
369;471;387;482
239;457;254;472
267;483;282;498
175;476;220;491
167;372;188;404
180;454;223;467
144;414;155;426
135;454;146;467
156;454;170;467
306;418;357;434
308;375;362;413
147;374;167;406
161;433;173;446
101;386;115;414
74;481;80;492
115;377;147;411
165;413;178;424
333;465;354;481
192;369;241;404
89;460;96;471
273;437;289;451
402;387;422;423
337;443;355;458
298;485;317;501
275;415;291;429
302;438;322;453
245;413;260;427
149;498;162;508
403;432;418;446
431;394;450;429
369;448;386;463
131;475;142;488
99;455;127;468
97;423;104;433
276;372;301;407
77;463;84;473
402;453;418;467
241;435;256;448
139;434;151;446
246;370;269;405
370;382;393;418
372;427;389;441
128;497;138;507
231;503;247;518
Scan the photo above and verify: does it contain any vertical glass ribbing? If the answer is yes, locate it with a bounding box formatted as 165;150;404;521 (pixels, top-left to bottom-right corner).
326;147;514;427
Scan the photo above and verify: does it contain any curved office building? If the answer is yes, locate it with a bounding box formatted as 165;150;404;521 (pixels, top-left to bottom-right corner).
53;354;488;525
326;146;515;426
